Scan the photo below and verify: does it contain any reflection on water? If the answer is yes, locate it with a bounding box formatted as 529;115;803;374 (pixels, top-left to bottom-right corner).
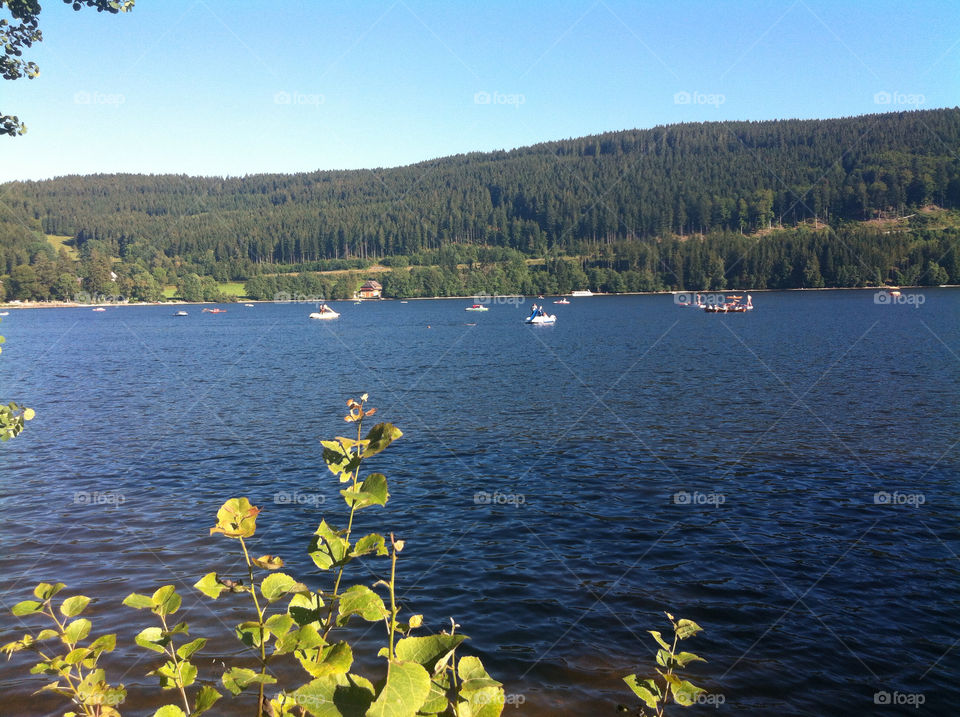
0;290;958;715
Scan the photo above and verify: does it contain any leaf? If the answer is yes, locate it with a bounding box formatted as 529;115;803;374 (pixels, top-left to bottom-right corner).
33;582;66;600
457;655;502;694
336;585;388;624
675;618;703;640
62;618;91;645
11;600;44;616
341;473;390;510
261;572;309;603
321;440;361;479
361;423;402;458
648;630;670;651
122;593;154;610
88;634;117;656
154;659;198;689
308;520;351;571
135;626;168;653
151;585;182;616
252;554;284;570
366;660;430;717
176;637;206;660
209;497;260;539
623;674;661;709
288;592;325;626
291;673;376;717
194;572;228;599
673;650;706;668
350;533;388;558
394;634;466;674
296;640;353;678
153;706;186;717
667;676;706;706
221;666;277;696
194;685;222;714
236;621;266;648
265;613;294;639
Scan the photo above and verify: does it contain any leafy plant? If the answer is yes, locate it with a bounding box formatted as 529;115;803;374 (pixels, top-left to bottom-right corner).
622;612;707;716
1;582;125;716
0;317;34;441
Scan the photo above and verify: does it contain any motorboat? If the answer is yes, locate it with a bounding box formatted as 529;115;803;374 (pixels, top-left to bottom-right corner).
173;310;189;316
702;294;753;313
244;303;254;307
553;298;570;304
92;307;106;312
570;290;593;297
525;304;556;324
309;304;340;320
465;304;489;312
0;311;8;316
202;308;226;313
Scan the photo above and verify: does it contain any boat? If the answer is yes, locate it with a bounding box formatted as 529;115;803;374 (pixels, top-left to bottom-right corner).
525;304;556;324
202;308;227;313
0;311;9;316
465;304;489;312
702;294;753;313
244;303;254;307
309;304;340;320
553;298;570;304
173;310;189;316
92;307;106;312
570;290;593;297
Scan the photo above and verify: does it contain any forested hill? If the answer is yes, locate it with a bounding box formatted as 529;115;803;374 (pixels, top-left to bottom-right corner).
4;109;960;265
0;108;959;301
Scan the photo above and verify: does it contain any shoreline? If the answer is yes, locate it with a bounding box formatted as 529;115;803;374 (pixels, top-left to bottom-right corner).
0;284;953;311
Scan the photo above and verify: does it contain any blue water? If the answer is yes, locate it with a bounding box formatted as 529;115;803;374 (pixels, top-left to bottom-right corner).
0;290;958;715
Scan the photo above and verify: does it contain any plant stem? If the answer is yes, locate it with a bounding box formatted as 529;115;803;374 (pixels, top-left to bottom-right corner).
240;536;267;716
387;534;398;664
159;612;191;715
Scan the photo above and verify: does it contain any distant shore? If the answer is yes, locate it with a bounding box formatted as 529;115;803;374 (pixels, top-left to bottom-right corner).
0;284;953;311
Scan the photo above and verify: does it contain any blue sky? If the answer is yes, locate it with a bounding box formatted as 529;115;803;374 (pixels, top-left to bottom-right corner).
1;0;958;182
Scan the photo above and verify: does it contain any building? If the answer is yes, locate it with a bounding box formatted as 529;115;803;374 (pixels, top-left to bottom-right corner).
356;280;382;299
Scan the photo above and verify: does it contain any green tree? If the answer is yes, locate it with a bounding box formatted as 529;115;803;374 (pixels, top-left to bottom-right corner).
2;0;134;135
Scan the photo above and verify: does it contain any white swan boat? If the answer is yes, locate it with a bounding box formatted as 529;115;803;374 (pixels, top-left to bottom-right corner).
525;304;556;324
309;305;340;320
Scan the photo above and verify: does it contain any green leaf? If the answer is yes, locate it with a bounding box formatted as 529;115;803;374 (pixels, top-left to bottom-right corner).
151;585;182;616
209;497;260;539
135;626;168;653
350;533;388;558
675;618;703;640
122;593;154;610
673;650;706;668
194;572;228;599
666;675;706;706
394;634;466;674
308;520;350;571
34;582;66;600
291;673;375;717
221;666;276;696
88;633;116;656
649;630;670;651
624;674;661;709
265;613;294;639
176;637;206;660
341;473;389;510
11;600;44;616
154;659;197;689
276;622;325;655
288;592;325;626
59;595;90;618
252;554;284;570
321;440;361;479
64;647;91;665
366;660;430;717
261;572;309;603
362;423;403;458
296;640;353;678
336;585;388;625
153;706;186;717
236;621;266;648
62;618;91;644
194;685;222;714
457;655;502;694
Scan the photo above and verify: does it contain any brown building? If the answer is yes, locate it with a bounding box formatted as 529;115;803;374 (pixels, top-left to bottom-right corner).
357;280;382;299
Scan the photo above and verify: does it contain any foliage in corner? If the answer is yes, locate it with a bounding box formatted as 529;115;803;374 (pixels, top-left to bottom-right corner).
0;317;33;440
622;612;707;716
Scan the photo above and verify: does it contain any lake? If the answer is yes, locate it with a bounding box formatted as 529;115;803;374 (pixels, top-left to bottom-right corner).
1;290;958;715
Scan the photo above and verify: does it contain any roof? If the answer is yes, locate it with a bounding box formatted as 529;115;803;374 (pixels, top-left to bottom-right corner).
360;280;382;290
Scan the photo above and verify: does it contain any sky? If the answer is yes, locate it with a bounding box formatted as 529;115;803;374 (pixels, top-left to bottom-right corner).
0;0;958;182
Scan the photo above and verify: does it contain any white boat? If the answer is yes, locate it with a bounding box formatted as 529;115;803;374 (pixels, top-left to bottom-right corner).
525;304;556;324
0;311;9;316
244;303;254;307
92;307;106;312
309;304;340;320
465;304;489;312
553;298;570;304
570;290;593;297
174;310;188;316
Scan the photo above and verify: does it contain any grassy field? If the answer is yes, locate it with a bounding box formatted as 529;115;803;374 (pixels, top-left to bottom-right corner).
46;234;78;259
163;282;247;300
